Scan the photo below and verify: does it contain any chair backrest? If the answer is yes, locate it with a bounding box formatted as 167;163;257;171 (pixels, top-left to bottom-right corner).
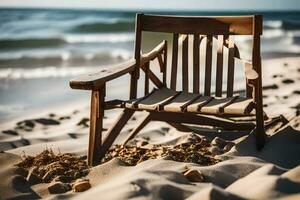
134;14;263;98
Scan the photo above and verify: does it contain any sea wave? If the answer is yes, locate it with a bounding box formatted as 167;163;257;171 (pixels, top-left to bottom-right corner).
64;33;134;43
0;33;134;49
281;19;300;30
264;20;282;29
0;66;97;79
0;38;66;49
264;19;300;31
0;49;132;68
70;21;135;33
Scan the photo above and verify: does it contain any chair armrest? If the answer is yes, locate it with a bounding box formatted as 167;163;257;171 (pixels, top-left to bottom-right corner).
140;40;166;66
70;59;136;90
244;62;259;80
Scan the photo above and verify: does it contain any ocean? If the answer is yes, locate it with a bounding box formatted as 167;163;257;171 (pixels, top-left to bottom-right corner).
0;8;299;122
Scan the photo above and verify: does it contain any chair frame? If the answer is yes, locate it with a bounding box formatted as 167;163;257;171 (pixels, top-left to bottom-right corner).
70;14;265;166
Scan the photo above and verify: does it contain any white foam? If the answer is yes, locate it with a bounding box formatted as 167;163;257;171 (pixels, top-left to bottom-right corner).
64;33;134;43
0;66;96;79
264;20;282;29
263;29;285;38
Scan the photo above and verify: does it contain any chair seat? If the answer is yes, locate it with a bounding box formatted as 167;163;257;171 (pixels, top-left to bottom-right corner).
125;87;255;115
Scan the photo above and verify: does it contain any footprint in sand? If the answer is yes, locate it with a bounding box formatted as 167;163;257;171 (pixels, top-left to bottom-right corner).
17;120;35;129
48;113;56;117
263;84;279;90
14;118;60;132
59;116;71;120
293;90;300;95
282;79;294;84
2;130;18;135
68;133;78;139
35;118;60;125
272;74;283;78
77;118;89;127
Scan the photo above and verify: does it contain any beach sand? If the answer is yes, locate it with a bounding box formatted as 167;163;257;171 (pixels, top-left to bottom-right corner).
0;57;300;199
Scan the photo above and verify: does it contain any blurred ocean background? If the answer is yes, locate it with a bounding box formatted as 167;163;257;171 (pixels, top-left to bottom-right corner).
0;8;300;122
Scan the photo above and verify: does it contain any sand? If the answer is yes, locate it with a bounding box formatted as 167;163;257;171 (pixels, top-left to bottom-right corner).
0;57;300;200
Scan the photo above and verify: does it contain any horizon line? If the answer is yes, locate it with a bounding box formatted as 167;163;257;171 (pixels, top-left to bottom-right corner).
0;6;299;13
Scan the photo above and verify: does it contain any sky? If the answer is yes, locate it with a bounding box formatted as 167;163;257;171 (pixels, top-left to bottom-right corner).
0;0;299;11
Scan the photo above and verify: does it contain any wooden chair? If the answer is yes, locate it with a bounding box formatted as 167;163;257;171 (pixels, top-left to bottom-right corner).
70;14;266;166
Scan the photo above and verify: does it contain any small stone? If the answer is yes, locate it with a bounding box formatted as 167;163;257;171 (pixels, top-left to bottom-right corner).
209;146;222;156
211;137;227;149
48;181;71;194
183;169;204;182
223;142;235;152
72;180;91;192
26;168;41;184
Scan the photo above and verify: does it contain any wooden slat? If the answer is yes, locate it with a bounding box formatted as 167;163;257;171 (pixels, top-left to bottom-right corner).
227;36;235;97
204;35;213;96
88;85;105;166
170;33;179;90
182;35;189;92
125;88;157;109
158;91;182;111
186;96;212;112
142;15;258;35
223;97;254;115
144;62;149;95
215;35;224;97
163;41;167;85
193;34;200;93
200;97;237;115
163;92;200;112
126;87;178;111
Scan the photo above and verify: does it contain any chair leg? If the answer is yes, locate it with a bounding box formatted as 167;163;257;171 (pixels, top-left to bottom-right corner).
255;108;266;150
123;113;151;145
88;89;105;166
